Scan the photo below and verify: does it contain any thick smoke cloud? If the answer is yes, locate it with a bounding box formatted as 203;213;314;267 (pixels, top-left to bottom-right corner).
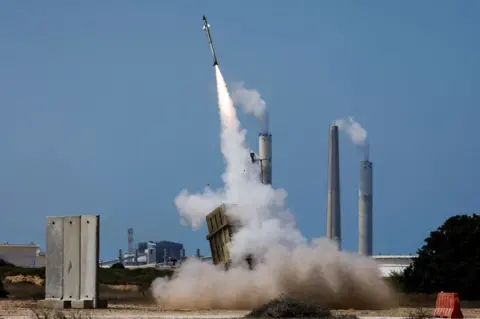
151;67;396;310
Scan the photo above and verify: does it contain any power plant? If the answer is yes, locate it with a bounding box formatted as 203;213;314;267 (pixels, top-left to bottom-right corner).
326;124;341;249
359;146;373;256
326;123;374;255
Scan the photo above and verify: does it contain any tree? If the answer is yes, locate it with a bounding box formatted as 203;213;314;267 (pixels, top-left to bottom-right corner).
110;262;125;269
400;214;480;299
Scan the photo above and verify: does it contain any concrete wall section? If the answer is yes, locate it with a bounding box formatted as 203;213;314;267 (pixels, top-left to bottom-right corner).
45;216;65;299
80;215;99;302
41;215;104;309
63;216;81;300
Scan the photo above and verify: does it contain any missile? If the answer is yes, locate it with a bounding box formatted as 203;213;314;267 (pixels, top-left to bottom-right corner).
202;15;219;66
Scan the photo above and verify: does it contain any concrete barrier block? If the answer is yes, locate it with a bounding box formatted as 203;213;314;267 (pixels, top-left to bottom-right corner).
41;214;106;309
63;216;81;300
38;299;71;309
80;215;99;303
45;216;64;299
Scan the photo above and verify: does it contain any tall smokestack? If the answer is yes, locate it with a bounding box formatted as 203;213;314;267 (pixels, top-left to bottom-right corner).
258;133;272;185
326;125;341;249
258;111;272;185
127;228;134;254
359;146;373;256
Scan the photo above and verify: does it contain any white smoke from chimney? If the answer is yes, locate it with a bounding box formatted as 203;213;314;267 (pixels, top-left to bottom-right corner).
230;81;266;120
334;117;368;147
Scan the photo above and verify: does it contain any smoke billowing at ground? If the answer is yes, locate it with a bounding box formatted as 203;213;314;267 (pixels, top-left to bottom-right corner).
152;66;395;310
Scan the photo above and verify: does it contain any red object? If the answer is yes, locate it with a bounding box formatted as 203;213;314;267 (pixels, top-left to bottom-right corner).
433;292;463;318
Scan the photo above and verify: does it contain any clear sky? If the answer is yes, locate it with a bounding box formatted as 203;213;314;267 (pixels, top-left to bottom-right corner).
0;1;479;259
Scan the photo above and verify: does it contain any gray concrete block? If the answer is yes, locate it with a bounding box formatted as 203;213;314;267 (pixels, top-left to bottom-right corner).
37;298;72;309
45;216;65;299
42;215;106;309
80;215;99;302
63;216;81;300
71;299;94;309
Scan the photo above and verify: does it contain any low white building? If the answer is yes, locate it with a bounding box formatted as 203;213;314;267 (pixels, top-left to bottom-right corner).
0;243;44;268
372;255;416;277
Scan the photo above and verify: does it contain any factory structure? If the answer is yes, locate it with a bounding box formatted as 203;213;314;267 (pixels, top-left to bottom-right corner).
326;125;342;249
326;124;373;256
359;148;373;256
98;228;185;268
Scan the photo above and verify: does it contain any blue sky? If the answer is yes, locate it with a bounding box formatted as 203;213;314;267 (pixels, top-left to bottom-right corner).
0;1;479;259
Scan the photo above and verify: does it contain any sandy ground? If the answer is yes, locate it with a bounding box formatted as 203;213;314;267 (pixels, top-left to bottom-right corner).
1;300;480;319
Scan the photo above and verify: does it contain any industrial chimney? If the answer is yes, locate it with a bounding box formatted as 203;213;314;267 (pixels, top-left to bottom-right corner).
127;228;134;254
258;110;272;185
258;133;272;185
358;145;373;256
326;124;341;249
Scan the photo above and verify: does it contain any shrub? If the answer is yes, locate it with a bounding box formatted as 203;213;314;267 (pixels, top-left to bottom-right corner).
0;273;8;298
400;214;480;299
245;295;332;318
110;262;125;269
98;267;173;286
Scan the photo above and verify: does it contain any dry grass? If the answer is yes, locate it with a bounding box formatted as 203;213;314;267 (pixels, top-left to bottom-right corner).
30;307;92;319
5;274;44;285
2;280;152;304
407;307;434;319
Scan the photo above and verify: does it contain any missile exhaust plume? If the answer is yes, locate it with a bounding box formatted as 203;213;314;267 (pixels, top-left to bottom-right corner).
151;66;395;310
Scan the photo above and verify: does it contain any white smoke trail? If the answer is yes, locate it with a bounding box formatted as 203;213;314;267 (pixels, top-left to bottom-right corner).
334;117;367;146
152;66;395;310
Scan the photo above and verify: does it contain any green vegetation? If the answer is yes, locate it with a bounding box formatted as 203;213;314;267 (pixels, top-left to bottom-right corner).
0;259;173;287
394;214;480;300
98;266;173;285
109;262;125;269
0;276;8;298
245;295;358;318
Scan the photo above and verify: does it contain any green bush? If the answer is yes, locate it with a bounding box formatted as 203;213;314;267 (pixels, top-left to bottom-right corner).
0;276;8;298
110;262;125;269
399;214;480;299
245;295;332;318
98;267;173;286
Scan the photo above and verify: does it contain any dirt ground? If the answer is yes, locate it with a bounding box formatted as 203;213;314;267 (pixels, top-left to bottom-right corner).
2;279;479;318
2;300;480;319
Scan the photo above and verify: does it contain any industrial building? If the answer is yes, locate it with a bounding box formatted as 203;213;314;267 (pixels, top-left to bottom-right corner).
137;240;184;263
0;243;45;268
